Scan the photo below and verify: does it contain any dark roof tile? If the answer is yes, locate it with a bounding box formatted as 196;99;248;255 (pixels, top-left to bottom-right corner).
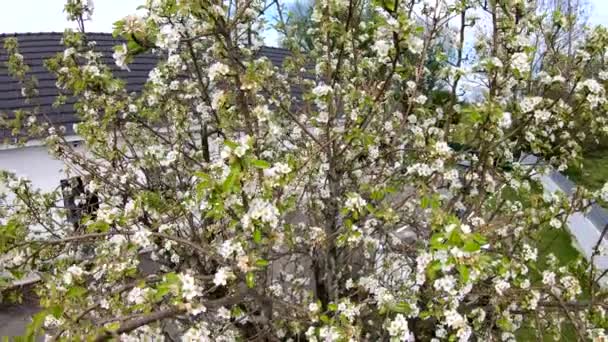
0;32;294;140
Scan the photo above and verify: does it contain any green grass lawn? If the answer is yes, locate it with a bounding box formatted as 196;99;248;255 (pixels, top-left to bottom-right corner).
516;227;584;341
537;227;583;266
501;185;587;340
565;149;608;191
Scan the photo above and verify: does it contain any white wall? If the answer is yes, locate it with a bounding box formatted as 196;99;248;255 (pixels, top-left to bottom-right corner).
0;144;75;192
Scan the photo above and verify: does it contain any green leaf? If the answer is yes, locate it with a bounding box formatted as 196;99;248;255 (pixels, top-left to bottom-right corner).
255;259;269;267
251;159;270;169
86;221;110;233
224;140;238;150
155;284;171;300
165;272;179;284
104;322;121;332
49;305;63;318
327;303;338;311
222;165;241;193
392;302;411;314
67;286;87;299
246;272;255;288
458;264;470;283
426;260;442;281
462;239;481;252
25;310;47;339
448;229;463;245
421;196;430;209
253;228;262;243
430;233;447;250
471;233;488;245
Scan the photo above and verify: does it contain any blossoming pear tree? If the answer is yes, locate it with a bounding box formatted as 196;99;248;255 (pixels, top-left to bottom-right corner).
2;0;608;340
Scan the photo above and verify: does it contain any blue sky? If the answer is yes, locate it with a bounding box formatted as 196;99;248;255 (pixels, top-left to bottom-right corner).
589;0;608;26
0;0;607;35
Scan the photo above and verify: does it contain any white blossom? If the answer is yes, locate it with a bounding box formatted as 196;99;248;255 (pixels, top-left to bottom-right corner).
345;193;367;211
113;44;129;71
387;314;415;341
213;267;233;287
208;62;230;81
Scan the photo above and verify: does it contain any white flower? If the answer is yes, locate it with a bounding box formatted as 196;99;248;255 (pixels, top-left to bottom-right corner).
494;278;511;295
179;273;202;301
233;135;251;158
578;79;604;94
600;182;608;202
549;218;562;229
213;267;233;287
560;275;582;298
445;224;457;233
161;150;178;167
499;111;512;129
320;110;333;124
319;326;341;341
502;332;516;342
108;234;128;253
511;52;530;73
217;306;231;320
63;47;76;60
599;71;608;81
483;57;503;68
244;198;280;228
434;275;457;294
413;94;427;104
406;81;417;93
460;224;471;234
208;62;230;81
127;287;149;304
309;302;320;313
312;83;332;97
218;239;244;259
542;271;556;286
522;244;537;261
534;109;551;123
520;97;542;113
253;105;271;122
157;24;180;52
345;193;367;211
373;39;391;58
387;314;415;341
132;229;152;248
113;44;129;71
264;162;292;179
434;142;452;156
63;265;85;285
537;71;552;84
408;36;424;54
444;309;467;330
183;325;211;341
84;65;100;76
552;75;566;83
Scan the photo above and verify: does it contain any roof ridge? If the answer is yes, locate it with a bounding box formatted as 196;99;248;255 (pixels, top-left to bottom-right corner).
0;32;114;37
0;33;287;51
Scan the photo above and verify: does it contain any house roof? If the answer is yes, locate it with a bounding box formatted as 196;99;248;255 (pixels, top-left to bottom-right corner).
0;32;293;140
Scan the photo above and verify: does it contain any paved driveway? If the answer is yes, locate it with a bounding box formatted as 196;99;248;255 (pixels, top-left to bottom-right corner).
0;289;40;339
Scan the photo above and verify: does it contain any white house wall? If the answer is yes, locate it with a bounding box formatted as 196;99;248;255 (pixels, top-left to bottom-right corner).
0;143;83;193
